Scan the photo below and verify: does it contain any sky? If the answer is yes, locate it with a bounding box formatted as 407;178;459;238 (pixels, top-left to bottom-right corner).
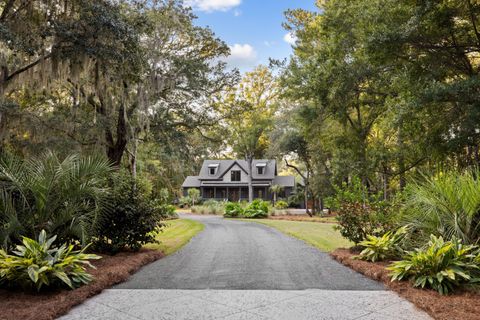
185;0;318;73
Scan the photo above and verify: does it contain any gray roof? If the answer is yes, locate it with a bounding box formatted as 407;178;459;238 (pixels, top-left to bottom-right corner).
182;176;201;188
199;159;277;180
272;175;295;188
182;159;296;189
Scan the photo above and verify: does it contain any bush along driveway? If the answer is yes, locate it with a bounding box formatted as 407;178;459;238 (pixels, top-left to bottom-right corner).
60;215;432;320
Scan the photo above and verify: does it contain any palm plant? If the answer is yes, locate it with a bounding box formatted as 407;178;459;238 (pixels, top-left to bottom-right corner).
270;184;284;206
401;170;480;246
0;152;112;248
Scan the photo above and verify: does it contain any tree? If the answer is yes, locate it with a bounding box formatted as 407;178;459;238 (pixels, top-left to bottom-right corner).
269;185;284;206
219;66;279;202
187;188;200;207
0;0;145;147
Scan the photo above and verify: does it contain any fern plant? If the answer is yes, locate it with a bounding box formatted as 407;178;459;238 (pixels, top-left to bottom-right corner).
357;226;408;262
0;230;100;291
388;235;480;295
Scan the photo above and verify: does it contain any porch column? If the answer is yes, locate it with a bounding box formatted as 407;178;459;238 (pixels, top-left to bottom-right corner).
214;187;217;199
227;186;229;201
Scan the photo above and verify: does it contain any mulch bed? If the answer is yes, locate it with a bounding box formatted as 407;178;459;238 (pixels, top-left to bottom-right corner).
330;248;480;320
269;215;337;223
0;249;164;320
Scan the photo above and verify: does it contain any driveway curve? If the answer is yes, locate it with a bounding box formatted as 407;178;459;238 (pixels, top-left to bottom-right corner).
116;215;383;290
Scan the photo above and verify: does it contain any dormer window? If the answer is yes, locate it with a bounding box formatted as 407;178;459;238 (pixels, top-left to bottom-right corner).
208;164;219;175
256;163;266;175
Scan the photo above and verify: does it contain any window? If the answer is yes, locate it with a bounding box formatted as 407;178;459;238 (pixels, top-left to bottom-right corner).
256;163;266;175
208;164;219;175
231;170;241;182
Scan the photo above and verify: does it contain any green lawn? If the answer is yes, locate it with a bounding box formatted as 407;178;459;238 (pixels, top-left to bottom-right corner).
145;219;204;255
241;219;352;252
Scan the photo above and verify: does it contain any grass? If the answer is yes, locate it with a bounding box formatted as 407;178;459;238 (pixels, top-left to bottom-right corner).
145;219;204;255
241;219;352;252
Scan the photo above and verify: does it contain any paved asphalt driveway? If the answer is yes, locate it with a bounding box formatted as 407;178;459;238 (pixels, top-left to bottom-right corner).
116;215;382;290
59;215;432;319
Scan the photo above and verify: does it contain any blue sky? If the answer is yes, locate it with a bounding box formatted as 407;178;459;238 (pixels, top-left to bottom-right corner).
185;0;318;73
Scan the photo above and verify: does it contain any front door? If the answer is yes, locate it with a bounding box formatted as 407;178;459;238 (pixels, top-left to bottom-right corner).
229;188;240;202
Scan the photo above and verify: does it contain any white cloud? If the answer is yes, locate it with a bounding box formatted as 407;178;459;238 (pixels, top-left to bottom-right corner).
264;41;276;47
283;32;297;45
185;0;241;12
224;43;257;69
233;9;242;16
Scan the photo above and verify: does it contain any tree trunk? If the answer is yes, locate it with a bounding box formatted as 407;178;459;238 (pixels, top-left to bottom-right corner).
395;115;406;190
107;103;128;166
247;156;253;202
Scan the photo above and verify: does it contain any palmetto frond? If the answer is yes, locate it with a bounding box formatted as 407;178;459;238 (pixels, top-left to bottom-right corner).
0;151;113;249
401;170;480;246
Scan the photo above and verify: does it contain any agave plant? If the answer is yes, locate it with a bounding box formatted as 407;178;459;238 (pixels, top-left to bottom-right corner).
0;151;112;248
0;230;101;291
401;170;480;246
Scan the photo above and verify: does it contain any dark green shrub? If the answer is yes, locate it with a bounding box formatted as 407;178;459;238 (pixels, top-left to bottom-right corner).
244;199;269;219
0;230;100;291
224;202;244;218
357;226;408;262
93;172;165;254
335;202;393;245
388;235;480;295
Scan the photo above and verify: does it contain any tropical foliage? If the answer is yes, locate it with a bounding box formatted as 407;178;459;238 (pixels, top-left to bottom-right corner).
243;200;269;219
0;152;112;249
357;227;408;262
401;170;480;246
388;235;480;295
0;230;100;291
224;202;244;218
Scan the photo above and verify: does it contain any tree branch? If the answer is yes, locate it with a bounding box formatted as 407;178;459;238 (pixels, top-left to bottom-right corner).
6;53;52;83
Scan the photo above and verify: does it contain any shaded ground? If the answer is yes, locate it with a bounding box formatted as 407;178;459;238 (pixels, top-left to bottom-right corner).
116;215;378;290
331;248;480;320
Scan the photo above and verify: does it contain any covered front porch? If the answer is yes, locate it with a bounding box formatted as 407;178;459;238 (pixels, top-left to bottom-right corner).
201;185;271;202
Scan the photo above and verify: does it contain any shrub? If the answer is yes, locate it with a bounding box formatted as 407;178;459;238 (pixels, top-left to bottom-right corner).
357;226;408;262
93;172;165;254
0;230;100;291
224;202;244;218
0;152;112;249
179;196;192;208
401;170;480;246
388;235;480;295
244;199;269;219
335;201;393;245
275;200;289;209
191;201;224;215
